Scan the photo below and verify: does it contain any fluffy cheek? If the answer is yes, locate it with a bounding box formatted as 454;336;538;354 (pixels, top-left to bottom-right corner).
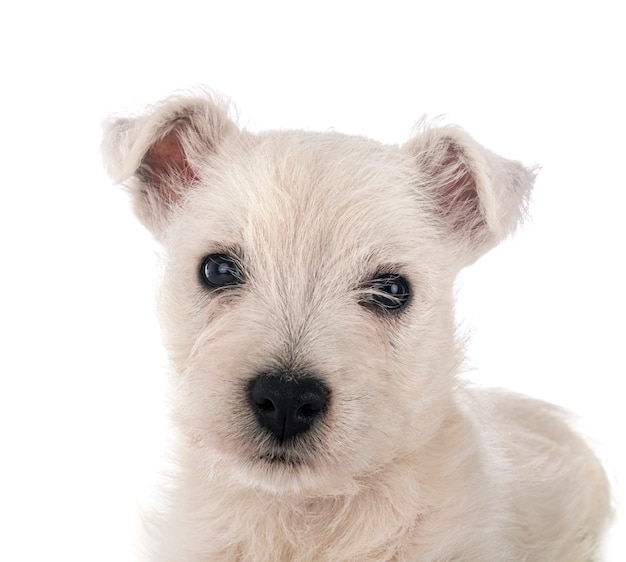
168;321;265;450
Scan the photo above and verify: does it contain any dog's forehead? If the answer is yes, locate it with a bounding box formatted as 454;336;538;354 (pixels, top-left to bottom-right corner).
173;130;435;271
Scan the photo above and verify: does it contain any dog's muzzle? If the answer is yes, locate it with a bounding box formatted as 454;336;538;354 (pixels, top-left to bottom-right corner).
248;372;329;446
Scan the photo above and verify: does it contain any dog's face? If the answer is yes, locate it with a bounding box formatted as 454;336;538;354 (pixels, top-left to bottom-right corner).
158;132;460;493
103;92;534;493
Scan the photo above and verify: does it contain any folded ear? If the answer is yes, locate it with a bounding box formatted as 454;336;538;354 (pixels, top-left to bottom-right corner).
102;91;237;237
406;124;536;266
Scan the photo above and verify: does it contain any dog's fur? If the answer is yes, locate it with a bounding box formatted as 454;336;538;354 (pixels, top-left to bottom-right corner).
103;90;611;561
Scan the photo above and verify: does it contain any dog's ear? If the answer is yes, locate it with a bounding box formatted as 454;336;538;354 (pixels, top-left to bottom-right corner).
406;125;536;266
102;91;237;238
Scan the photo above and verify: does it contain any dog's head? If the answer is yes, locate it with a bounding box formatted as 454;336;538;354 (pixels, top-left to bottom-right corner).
103;90;534;494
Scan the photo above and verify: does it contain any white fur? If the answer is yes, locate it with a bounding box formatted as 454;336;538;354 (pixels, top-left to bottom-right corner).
103;89;611;561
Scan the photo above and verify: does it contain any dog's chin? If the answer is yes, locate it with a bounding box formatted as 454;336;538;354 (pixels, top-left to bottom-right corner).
213;446;347;495
205;428;363;495
244;450;321;493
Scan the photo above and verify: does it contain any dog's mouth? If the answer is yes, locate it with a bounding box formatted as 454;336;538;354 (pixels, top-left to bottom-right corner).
258;452;303;467
251;434;315;470
255;437;311;466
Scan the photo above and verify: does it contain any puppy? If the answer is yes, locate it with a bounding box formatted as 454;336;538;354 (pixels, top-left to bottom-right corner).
103;90;611;561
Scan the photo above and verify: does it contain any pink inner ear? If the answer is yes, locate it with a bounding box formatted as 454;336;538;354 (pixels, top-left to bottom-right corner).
437;143;484;235
139;126;197;204
149;134;189;173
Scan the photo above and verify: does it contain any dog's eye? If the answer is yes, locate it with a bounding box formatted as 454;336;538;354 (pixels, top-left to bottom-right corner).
200;254;244;289
362;274;411;312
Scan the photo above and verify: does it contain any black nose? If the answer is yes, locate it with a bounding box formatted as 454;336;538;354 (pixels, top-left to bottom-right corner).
249;373;329;445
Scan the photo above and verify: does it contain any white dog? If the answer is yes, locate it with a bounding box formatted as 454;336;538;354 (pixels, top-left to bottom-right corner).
103;90;611;561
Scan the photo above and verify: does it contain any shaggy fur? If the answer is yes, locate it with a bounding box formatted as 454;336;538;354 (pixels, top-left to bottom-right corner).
103;90;611;561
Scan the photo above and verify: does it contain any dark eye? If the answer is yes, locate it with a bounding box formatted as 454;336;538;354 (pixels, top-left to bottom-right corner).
363;274;411;312
199;254;244;289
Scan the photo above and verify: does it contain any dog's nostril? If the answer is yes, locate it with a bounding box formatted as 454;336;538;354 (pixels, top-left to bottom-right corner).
248;372;329;444
255;399;275;413
296;401;324;420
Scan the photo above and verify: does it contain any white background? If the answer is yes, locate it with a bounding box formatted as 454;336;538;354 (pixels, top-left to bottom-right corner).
1;1;624;560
